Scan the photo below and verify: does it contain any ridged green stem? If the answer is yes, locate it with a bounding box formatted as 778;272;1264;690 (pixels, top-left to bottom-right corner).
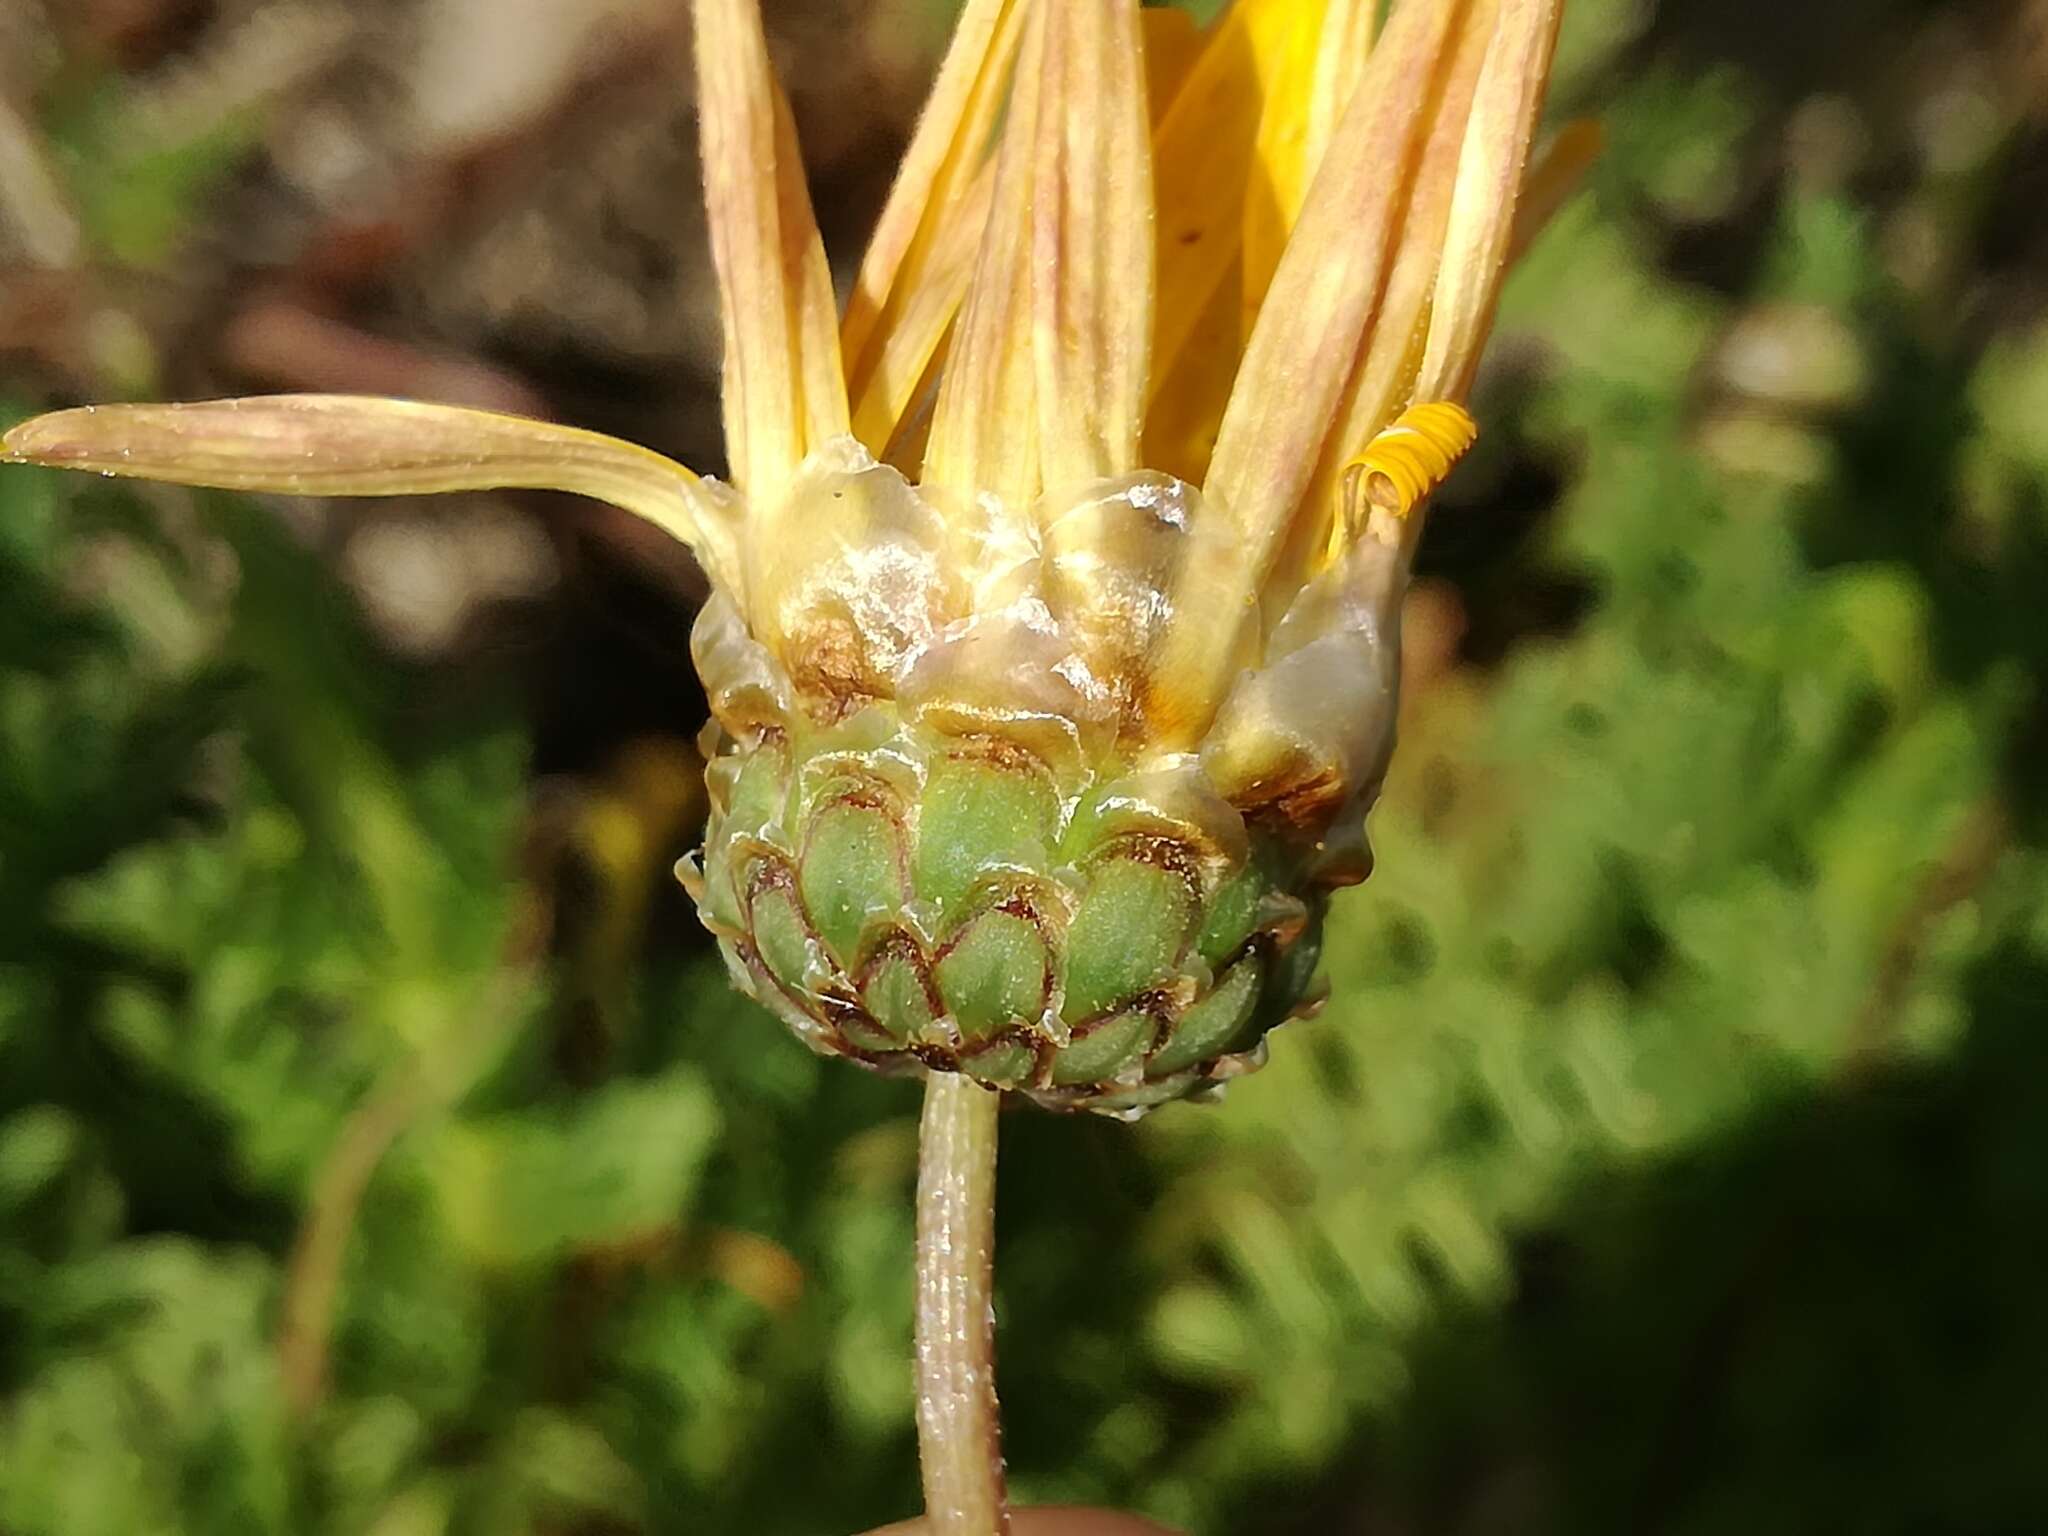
914;1072;1008;1535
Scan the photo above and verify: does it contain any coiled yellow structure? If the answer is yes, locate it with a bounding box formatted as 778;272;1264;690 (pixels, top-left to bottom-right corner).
1330;401;1479;560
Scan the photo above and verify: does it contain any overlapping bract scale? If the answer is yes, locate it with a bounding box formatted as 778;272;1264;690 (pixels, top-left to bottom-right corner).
688;438;1399;1110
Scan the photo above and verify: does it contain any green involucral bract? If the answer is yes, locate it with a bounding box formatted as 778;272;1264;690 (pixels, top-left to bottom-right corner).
680;438;1402;1116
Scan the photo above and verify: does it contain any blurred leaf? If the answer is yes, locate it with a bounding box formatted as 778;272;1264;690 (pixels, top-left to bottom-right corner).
429;1069;719;1269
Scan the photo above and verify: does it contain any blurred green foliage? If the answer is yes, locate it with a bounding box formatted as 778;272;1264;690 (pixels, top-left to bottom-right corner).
39;74;264;270
5;1;2048;1533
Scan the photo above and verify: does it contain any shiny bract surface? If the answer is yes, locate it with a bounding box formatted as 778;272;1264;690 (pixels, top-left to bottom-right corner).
680;439;1403;1114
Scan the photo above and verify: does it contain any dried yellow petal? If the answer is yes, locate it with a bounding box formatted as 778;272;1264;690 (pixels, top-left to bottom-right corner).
1242;0;1385;329
1148;0;1310;413
922;0;1047;510
843;0;1024;457
1;395;740;591
1239;0;1330;330
1415;0;1565;401
694;0;848;503
1203;0;1460;558
1029;0;1152;488
1289;0;1496;578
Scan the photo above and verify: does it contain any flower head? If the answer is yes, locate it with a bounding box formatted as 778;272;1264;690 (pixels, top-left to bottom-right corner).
4;0;1577;1113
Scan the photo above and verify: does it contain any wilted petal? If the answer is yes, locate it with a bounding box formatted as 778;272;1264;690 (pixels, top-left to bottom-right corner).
843;0;1024;458
1;395;740;591
1414;0;1565;401
850;164;997;470
922;0;1047;510
1148;0;1313;420
1288;0;1496;577
1304;0;1380;169
694;0;848;504
1201;0;1458;561
842;0;1016;360
1241;0;1376;327
1029;0;1152;488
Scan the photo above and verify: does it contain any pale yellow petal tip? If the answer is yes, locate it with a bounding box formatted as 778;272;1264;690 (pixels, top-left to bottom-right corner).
1334;401;1478;559
4;410;95;464
4;404;234;473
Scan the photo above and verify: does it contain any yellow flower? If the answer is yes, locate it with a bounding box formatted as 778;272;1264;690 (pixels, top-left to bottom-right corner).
5;0;1581;1111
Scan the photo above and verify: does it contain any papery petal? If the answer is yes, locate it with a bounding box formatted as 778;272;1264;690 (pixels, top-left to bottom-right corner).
851;165;997;470
921;0;1047;510
925;0;1152;506
843;0;1024;457
1139;0;1460;750
1289;0;1497;576
1242;0;1379;328
1148;0;1311;417
1;395;741;591
1030;0;1152;488
1203;0;1460;559
694;0;848;503
1414;0;1564;402
1304;0;1380;170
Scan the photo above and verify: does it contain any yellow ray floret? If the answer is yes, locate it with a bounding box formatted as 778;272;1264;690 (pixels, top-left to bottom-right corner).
1331;400;1478;562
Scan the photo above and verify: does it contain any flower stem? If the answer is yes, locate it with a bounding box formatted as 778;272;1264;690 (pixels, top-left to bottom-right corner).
914;1071;1009;1536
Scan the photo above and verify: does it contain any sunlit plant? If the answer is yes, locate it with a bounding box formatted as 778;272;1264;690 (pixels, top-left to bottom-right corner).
4;0;1572;1529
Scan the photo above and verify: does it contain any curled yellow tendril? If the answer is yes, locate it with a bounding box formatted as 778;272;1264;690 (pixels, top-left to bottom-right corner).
1330;400;1478;560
